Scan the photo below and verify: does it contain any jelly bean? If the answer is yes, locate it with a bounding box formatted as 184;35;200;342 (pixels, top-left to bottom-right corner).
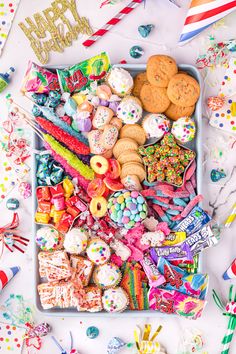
140;212;147;219
129;203;137;211
137;196;144;204
115;204;120;210
124;210;131;217
123;192;130;198
135;215;141;222
122;216;129;224
130;214;135;221
131;191;139;198
117;196;124;204
120;203;125;210
138;204;143;212
128;220;135;227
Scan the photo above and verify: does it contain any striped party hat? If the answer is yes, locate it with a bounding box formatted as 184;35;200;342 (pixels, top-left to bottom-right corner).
0;267;20;292
179;0;236;44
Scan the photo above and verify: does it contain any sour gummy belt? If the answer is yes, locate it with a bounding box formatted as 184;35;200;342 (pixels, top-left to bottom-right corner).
57;52;111;93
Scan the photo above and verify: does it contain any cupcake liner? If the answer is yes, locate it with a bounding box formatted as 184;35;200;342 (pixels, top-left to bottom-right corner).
93;262;122;289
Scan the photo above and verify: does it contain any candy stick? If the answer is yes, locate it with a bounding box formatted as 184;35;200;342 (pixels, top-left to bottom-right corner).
44;142;90;190
44;135;94;180
36;117;90;155
224;203;236;228
82;0;143;47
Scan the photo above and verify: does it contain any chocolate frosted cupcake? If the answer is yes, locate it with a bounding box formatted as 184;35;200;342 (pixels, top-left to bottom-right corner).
93;263;121;289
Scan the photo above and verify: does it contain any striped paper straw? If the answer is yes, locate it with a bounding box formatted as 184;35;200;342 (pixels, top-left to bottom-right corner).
224;202;236;228
221;316;236;354
82;0;143;48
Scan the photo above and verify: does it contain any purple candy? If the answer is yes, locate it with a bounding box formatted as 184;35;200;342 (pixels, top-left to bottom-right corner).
100;99;109;107
77;117;92;132
109;101;119;113
130;203;137;211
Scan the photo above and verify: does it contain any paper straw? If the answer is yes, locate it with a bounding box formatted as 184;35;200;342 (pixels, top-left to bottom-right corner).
82;0;142;47
224;202;236;228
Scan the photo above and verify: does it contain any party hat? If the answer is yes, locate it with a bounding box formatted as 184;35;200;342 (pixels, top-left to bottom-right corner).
223;259;236;280
179;0;236;44
0;267;20;292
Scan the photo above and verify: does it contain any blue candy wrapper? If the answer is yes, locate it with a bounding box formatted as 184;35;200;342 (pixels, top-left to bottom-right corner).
174;206;211;236
157;257;209;300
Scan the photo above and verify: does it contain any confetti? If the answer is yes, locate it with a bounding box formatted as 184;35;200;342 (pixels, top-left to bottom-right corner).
0;322;26;353
0;0;21;56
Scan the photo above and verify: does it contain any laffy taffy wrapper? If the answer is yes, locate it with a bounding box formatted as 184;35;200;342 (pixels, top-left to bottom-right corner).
38;250;72;282
148;287;206;320
21;61;60;94
57;52;111;93
157;257;209;300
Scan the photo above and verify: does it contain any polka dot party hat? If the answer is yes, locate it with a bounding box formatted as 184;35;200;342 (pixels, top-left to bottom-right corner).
0;1;21;56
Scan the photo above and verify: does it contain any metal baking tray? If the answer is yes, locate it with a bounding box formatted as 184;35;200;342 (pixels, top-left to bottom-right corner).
32;63;203;316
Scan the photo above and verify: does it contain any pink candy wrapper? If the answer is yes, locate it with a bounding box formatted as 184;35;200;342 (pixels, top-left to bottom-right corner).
148;287;206;319
140;256;166;287
21;61;60;94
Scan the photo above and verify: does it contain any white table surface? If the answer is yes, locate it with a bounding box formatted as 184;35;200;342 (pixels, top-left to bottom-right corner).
1;1;236;353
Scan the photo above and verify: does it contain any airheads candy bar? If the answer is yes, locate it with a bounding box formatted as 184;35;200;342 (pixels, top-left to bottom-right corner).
21;61;61;94
157;257;209;300
163;231;186;246
57;52;111;93
174;206;211;236
148;287;206;320
184;225;219;256
150;242;193;263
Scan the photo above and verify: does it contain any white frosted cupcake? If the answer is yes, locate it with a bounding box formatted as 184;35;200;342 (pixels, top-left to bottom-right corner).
117;96;143;124
86;238;111;265
107;67;133;97
142;113;170;139
63;228;88;254
171;116;196;143
102;287;129;313
93;263;122;289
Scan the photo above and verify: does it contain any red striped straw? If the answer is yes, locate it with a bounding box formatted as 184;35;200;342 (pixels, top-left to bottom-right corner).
82;0;143;48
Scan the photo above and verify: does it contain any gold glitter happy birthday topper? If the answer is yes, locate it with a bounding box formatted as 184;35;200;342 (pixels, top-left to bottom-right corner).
18;0;92;64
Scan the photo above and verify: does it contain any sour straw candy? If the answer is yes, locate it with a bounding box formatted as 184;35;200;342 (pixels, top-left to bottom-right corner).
179;0;236;45
36;117;90;155
44;135;94;180
82;0;142;47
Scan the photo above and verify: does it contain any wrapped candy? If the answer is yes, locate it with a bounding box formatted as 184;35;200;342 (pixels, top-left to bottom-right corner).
179;0;236;44
21;61;60;93
134;324;167;354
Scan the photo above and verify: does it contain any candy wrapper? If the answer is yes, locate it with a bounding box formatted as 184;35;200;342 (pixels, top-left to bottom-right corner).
148;287;206;319
140;256;166;287
209;57;236;134
150;243;193;263
174;206;211;236
156;257;209;300
184;225;219;256
57;52;111;93
21;61;60;94
179;0;236;45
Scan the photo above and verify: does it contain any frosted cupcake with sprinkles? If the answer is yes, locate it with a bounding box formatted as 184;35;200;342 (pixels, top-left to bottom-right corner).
106;67;133;97
86;238;111;265
171;117;196;143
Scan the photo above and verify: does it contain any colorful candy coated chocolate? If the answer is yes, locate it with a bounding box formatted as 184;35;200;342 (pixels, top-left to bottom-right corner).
129;45;144;59
86;326;99;339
